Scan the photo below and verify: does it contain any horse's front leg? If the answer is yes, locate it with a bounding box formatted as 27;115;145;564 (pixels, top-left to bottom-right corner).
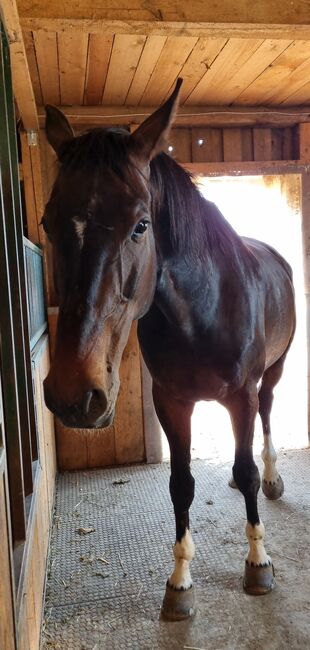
153;383;195;620
224;385;275;595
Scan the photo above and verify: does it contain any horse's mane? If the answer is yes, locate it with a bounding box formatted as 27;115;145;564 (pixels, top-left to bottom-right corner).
58;127;254;266
150;153;249;264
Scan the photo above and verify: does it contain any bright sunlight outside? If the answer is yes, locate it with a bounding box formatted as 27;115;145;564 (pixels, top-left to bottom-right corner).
161;174;307;462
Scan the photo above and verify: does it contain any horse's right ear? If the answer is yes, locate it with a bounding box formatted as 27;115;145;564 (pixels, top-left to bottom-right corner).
130;78;182;162
45;105;75;157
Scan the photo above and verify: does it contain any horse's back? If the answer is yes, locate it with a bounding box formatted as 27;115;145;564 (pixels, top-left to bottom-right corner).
242;236;293;281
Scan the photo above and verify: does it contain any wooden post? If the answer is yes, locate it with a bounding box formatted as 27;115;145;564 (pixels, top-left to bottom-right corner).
300;123;310;442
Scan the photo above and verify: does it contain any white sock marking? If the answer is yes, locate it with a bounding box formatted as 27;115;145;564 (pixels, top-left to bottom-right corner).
261;434;279;483
168;529;195;590
246;521;271;566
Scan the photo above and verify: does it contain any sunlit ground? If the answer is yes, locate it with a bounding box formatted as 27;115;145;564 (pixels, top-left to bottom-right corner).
162;175;308;462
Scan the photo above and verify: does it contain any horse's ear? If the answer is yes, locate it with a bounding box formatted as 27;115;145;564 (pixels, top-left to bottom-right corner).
45;105;74;157
130;78;182;161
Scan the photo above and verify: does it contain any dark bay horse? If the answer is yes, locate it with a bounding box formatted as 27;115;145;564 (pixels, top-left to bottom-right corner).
43;79;295;620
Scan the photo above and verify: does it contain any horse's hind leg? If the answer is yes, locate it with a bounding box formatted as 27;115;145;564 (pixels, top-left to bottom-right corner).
225;384;274;595
152;383;195;620
259;355;286;500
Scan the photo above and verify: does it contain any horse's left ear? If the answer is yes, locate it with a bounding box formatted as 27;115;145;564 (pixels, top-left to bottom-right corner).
45;105;75;157
130;78;182;162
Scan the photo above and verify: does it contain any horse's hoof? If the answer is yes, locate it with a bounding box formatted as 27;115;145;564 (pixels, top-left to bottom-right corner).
262;475;284;500
228;476;238;489
243;561;275;595
161;582;195;621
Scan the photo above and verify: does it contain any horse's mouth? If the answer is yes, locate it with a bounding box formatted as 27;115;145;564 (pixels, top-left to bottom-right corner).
52;404;115;430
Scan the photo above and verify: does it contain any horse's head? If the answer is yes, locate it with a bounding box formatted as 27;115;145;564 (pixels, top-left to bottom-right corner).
43;80;182;428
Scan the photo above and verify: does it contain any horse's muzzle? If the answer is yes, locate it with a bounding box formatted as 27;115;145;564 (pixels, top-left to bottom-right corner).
43;381;115;429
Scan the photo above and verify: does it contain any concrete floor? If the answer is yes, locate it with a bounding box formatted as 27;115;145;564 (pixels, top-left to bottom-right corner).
41;449;310;650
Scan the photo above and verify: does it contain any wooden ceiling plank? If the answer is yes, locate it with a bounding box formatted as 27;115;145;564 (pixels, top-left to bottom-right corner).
58;32;89;105
140;36;198;106
33;31;60;105
125;35;167;106
223;39;293;105
262;55;310;104
236;40;310;105
282;81;310;105
102;34;146;106
84;34;113;105
37;105;310;128
186;38;264;105
15;0;310;27
22;30;43;106
173;37;228;104
2;0;38;131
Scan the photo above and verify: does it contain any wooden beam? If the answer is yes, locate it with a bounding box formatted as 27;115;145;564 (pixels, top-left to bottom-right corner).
37;105;310;129
16;0;310;39
184;160;307;176
19;19;310;40
2;0;38;131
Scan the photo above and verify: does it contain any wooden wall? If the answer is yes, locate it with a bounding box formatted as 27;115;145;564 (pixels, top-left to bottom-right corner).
0;453;15;650
48;312;145;469
0;336;56;650
164;125;299;163
16;336;56;650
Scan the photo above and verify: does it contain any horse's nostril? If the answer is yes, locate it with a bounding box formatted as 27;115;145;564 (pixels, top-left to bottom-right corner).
84;389;108;419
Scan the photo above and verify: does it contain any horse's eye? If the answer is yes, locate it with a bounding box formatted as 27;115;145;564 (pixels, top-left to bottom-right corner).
132;219;149;242
86;209;93;220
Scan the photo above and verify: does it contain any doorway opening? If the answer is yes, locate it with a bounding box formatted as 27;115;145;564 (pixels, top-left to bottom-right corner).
161;174;307;461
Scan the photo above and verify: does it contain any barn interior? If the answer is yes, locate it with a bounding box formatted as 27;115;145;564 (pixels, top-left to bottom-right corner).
0;2;310;649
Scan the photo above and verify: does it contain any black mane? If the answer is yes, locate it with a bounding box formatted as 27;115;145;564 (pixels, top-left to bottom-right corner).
150;153;247;263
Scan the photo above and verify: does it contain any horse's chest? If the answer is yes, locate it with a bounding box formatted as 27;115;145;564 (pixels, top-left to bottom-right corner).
138;316;240;401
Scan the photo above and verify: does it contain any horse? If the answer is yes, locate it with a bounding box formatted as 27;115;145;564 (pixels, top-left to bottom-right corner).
43;79;296;621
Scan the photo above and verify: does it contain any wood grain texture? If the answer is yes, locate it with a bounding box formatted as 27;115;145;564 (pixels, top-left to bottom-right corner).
16;336;56;650
23;30;43;106
191;128;223;162
186;38;264;105
165;128;192;162
237;40;310;105
126;35;167;106
253;127;273;160
84;34;113;105
16;0;310;26
20;131;40;243
37;104;310;129
102;34;146;105
141;36;198;106
0;471;15;650
114;323;145;465
33;31;60;105
2;0;39;130
58;32;89;105
49;312;145;469
223;128;243;162
174;37;228;104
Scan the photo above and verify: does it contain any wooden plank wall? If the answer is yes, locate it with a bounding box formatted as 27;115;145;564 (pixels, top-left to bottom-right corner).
166;125;299;163
17;336;56;650
48;312;145;470
0;454;15;650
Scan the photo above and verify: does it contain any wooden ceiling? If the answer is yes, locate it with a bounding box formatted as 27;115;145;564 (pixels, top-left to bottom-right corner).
23;32;310;109
4;1;310;131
